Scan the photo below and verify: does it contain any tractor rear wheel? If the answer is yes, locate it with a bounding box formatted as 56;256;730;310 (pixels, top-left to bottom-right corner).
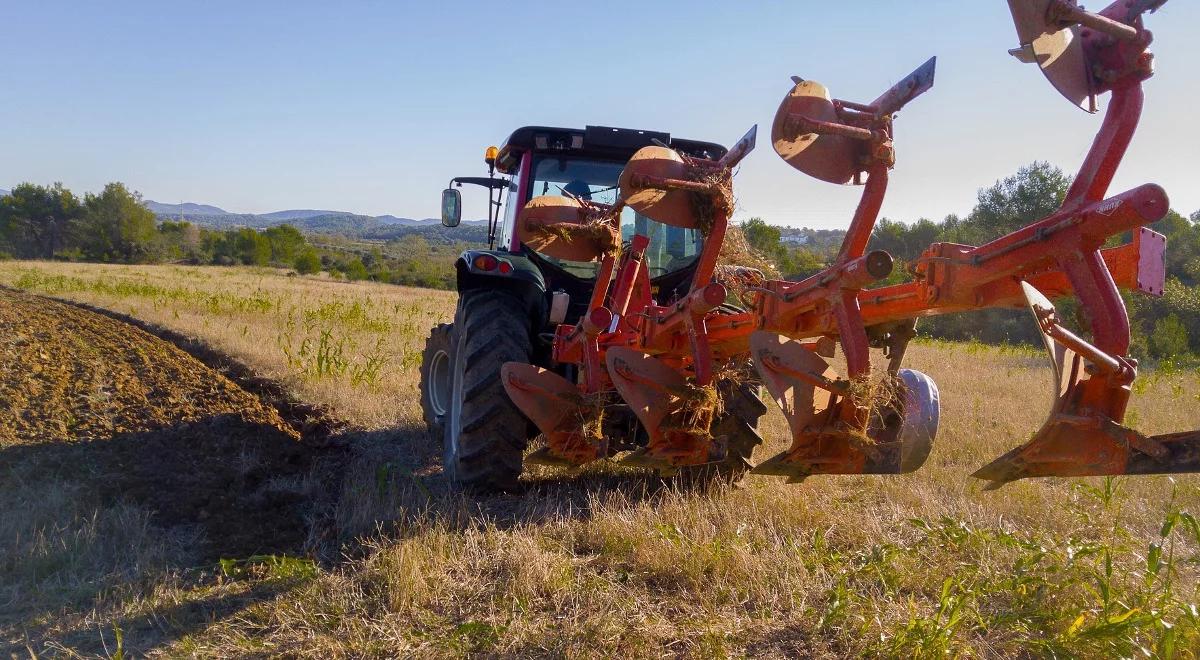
419;323;453;442
443;290;533;491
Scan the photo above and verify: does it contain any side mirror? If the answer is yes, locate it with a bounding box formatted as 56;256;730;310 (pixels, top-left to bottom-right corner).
441;188;462;227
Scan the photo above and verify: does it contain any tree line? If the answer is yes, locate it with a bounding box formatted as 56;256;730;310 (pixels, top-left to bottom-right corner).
0;180;477;288
5;166;1196;361
740;162;1200;362
0;182;332;273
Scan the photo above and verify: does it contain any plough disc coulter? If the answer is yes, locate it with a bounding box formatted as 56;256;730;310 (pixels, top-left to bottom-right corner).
431;0;1199;491
749;332;940;481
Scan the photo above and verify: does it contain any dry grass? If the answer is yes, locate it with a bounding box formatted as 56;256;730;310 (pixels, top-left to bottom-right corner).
2;260;1200;657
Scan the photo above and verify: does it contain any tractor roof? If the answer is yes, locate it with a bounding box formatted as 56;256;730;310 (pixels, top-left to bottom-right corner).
494;125;727;174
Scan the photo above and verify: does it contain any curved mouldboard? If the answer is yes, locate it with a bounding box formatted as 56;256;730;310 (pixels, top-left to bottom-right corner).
1008;0;1096;112
617;145;701;229
771;80;860;185
517;195;615;261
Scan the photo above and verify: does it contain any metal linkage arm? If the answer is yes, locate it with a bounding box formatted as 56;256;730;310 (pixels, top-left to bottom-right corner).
1047;0;1140;40
1028;292;1135;383
856;184;1167;328
781;114;878;142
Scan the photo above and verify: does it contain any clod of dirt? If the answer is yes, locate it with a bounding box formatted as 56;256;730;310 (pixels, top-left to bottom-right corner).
0;289;333;559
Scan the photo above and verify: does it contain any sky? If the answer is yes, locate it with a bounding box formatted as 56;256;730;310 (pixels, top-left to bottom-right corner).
2;1;1198;228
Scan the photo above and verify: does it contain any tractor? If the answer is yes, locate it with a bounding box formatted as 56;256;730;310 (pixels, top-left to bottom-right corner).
420;125;767;491
423;0;1200;494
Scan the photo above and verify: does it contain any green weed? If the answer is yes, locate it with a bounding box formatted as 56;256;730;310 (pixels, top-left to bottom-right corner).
278;318;388;387
219;554;319;582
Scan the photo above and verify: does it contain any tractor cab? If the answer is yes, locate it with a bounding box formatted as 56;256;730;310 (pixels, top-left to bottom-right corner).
441;126;727;328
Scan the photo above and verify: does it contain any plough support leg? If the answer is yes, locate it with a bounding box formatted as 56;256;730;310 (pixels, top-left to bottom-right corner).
973;282;1200;488
606;347;723;473
501;362;606;467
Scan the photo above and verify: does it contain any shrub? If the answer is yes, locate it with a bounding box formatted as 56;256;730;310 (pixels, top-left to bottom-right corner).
1150;314;1190;359
343;258;368;281
294;250;322;275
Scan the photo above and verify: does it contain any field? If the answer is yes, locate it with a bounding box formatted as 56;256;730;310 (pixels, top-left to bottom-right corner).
2;261;1200;657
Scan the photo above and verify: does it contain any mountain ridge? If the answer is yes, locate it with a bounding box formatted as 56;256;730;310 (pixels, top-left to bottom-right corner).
257;209;348;221
144;200;230;216
139;197;448;233
0;193;443;232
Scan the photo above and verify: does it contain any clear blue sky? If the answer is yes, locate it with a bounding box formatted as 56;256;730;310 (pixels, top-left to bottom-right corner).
2;1;1197;228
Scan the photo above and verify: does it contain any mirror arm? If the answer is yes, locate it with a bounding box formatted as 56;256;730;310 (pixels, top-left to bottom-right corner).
492;198;503;249
487;186;501;249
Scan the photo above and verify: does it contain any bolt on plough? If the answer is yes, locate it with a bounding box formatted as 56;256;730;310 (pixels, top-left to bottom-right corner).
428;0;1197;491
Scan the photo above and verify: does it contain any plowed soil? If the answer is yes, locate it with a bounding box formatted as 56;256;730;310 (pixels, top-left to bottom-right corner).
0;288;330;559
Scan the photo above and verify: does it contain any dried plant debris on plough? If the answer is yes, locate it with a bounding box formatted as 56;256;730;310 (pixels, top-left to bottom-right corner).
428;0;1197;491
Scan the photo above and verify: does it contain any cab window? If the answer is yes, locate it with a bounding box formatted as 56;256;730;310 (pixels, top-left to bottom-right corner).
526;155;703;278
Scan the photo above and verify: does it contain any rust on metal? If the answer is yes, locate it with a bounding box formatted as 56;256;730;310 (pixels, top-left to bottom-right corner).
771;80;860;184
501;362;606;466
517;195;620;261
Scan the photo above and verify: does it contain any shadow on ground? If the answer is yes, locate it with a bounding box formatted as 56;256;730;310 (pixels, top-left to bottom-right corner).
342;423;728;547
0;413;350;655
0;289;715;655
1;414;695;655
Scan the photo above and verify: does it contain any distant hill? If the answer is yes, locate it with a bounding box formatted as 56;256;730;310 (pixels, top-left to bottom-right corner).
285;213;382;234
154;213;261;229
0;189;9;197
779;226;847;251
146;209;449;235
138;196;480;235
257;210;423;225
363;221;489;244
375;215;425;225
257;209;348;221
144;200;231;216
281;214;481;234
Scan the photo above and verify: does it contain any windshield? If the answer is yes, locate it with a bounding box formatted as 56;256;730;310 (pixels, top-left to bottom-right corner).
527;155;703;278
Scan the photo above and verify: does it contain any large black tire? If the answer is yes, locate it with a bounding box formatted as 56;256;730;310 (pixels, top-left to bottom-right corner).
443;291;533;491
419;323;453;442
678;375;767;484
